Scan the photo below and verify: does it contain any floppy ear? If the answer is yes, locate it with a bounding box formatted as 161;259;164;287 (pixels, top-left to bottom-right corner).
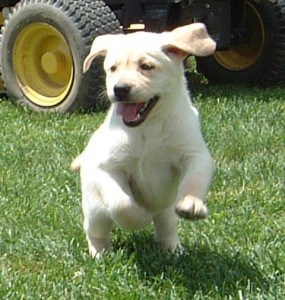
162;23;216;59
83;34;119;73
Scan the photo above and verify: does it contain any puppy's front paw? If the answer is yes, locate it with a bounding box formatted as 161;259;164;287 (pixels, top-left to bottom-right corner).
175;196;208;220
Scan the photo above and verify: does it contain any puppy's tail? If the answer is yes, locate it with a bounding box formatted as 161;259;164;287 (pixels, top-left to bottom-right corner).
70;155;82;172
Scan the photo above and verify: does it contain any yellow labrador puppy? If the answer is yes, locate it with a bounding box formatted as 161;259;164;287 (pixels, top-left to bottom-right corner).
72;23;216;257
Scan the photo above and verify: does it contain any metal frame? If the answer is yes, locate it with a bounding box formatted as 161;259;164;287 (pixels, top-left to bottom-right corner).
0;0;248;51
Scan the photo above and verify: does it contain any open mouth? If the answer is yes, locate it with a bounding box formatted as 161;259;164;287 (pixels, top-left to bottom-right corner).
116;95;159;127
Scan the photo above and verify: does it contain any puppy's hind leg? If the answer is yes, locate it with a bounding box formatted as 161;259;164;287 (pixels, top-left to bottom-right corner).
153;208;182;254
84;209;113;258
81;180;113;258
83;169;152;257
84;213;112;258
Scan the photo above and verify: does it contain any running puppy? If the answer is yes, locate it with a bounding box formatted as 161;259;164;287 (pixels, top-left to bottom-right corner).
72;23;216;257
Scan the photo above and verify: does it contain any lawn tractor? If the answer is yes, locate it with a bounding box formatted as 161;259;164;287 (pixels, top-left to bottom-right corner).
0;0;284;113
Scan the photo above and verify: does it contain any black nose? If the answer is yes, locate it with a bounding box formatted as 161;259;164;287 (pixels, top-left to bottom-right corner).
113;83;131;101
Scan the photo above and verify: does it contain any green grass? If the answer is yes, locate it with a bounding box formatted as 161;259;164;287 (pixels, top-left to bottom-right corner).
0;84;284;299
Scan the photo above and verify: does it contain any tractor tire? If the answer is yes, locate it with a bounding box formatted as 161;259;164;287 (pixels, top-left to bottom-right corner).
196;0;285;85
0;0;120;112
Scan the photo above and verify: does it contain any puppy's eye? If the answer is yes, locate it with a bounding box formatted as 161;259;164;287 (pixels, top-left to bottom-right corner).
110;65;117;72
140;63;154;71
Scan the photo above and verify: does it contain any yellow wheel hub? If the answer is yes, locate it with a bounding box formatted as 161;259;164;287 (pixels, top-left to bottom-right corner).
13;22;74;107
214;2;265;71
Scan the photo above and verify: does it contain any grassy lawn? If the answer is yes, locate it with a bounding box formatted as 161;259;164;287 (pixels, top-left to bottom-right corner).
0;84;284;299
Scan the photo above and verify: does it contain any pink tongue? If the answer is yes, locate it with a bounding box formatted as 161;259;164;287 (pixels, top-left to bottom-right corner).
116;102;146;121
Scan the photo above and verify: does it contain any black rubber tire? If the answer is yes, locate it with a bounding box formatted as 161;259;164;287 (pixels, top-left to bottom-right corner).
196;0;285;85
0;0;120;112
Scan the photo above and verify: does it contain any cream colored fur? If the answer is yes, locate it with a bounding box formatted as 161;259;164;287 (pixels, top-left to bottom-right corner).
72;23;216;257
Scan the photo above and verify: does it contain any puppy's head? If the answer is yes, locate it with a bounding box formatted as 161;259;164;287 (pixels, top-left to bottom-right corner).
84;23;216;127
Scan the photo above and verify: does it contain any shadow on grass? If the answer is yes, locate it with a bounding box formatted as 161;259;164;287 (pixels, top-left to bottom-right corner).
116;233;269;297
188;76;285;102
